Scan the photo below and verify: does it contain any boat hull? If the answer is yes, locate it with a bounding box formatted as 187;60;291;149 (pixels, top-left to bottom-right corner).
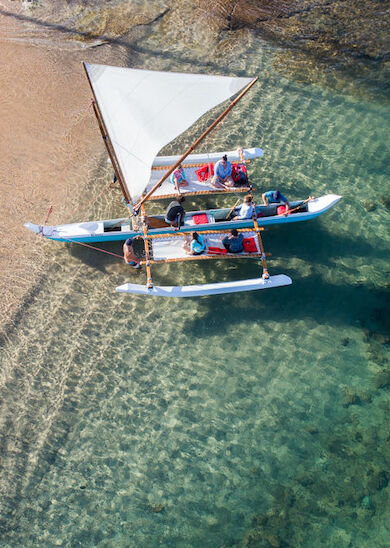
116;275;292;297
24;195;341;243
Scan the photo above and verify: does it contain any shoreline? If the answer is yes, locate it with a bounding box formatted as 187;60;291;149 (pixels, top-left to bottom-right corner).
0;3;110;341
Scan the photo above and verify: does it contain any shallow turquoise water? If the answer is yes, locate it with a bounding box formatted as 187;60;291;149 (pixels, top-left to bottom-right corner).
1;11;390;548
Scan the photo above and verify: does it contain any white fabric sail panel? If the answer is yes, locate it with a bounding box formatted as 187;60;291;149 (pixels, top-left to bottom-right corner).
85;63;253;202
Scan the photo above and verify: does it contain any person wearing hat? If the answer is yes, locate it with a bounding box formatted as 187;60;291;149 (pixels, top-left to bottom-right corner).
123;238;141;269
211;154;234;188
262;190;289;215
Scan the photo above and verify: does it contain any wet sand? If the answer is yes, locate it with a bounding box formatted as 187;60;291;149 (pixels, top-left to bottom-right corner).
0;2;105;339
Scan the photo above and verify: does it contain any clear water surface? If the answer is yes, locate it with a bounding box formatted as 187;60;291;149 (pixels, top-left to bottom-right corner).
0;6;389;547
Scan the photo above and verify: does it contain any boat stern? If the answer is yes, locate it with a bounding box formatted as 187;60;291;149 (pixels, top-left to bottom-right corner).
24;222;56;236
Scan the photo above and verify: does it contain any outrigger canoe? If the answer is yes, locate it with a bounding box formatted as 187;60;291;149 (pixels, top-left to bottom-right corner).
24;63;339;297
24;194;341;243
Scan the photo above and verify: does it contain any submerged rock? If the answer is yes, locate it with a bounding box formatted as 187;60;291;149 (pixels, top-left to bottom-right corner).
367;470;389;492
362;201;376;212
373;368;390;390
361;495;374;510
379;195;390;209
341;386;361;407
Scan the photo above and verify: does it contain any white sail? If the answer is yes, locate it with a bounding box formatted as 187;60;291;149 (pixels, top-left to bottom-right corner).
84;63;254;203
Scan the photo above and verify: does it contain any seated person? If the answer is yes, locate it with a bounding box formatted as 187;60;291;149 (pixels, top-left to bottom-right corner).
165;196;185;230
262;190;289;214
211;155;235;188
123;237;141;269
232;195;254;220
184;232;206;255
222;228;244;253
232;164;248;186
169;164;188;194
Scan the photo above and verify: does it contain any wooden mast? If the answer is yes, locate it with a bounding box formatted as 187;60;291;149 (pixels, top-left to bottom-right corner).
82;62;132;206
133;76;259;212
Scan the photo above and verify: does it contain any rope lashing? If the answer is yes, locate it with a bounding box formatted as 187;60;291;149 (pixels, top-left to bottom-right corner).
42;205;53;226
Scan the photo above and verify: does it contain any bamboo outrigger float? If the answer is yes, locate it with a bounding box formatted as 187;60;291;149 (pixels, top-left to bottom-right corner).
116;227;292;297
24;63;339;297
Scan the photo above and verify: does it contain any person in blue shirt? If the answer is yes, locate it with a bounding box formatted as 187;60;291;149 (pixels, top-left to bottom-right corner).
211;155;234;188
185;232;206;255
222;228;244;253
232;195;254;220
262;190;289;214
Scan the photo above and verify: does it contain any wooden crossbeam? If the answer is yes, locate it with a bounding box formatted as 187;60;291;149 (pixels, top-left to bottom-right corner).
151;160;251;171
140;251;271;265
146;227;262;240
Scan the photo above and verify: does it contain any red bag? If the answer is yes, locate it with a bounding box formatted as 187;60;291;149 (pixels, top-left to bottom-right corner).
242;237;258;253
207;246;227;255
193;214;209;225
196;164;214;182
277;205;290;215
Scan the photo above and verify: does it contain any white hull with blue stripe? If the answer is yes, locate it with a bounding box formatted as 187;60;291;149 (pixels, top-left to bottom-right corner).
24;194;341;244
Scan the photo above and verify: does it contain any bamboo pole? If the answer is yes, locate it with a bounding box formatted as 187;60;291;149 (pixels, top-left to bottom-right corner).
146;227;263;240
251;201;270;279
275;196;315;216
134;76;259;212
237;147;269;275
141;204;153;288
140;252;270;265
225;198;241;220
152;160;251;171
147;185;252;201
82;62;132;206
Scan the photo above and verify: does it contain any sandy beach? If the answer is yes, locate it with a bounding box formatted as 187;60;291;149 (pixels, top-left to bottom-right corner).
0;2;107;340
